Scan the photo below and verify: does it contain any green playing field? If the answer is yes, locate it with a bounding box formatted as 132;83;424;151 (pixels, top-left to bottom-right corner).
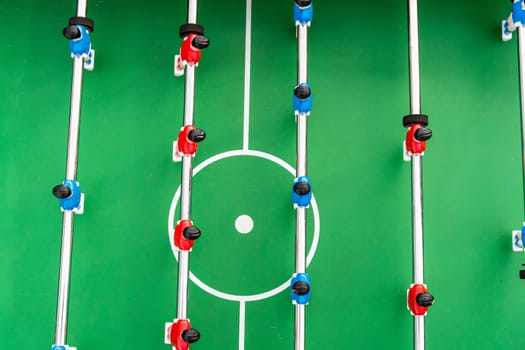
2;0;525;349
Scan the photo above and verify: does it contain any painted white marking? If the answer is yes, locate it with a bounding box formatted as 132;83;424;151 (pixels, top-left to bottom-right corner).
235;215;254;234
168;149;321;302
238;301;246;350
242;0;252;150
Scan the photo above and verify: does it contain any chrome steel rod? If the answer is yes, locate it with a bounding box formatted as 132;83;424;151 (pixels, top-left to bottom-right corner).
295;207;306;273
55;211;74;345
296;114;307;177
183;65;196;126
414;315;425;350
187;0;197;24
294;305;305;350
180;156;193;220
65;58;84;180
518;27;525;216
77;0;87;17
408;0;425;349
297;25;308;84
177;251;190;320
408;0;421;114
412;155;424;284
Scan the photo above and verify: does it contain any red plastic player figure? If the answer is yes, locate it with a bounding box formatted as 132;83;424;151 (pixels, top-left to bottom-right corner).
407;283;434;316
169;319;200;350
173;125;206;162
174;220;201;251
405;123;431;155
175;34;210;76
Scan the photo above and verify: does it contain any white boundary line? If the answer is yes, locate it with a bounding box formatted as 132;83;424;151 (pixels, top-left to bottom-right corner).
238;301;246;350
168;149;321;302
242;0;252;151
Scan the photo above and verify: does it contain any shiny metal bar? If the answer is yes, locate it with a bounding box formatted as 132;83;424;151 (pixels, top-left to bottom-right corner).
518;27;525;217
77;0;87;17
54;211;74;345
294;305;305;350
412;155;424;284
65;58;84;180
295;208;306;273
187;0;197;24
408;0;425;349
414;315;425;350
408;0;421;115
184;65;196;126
296;114;307;177
177;251;190;320
180;156;193;221
297;25;308;84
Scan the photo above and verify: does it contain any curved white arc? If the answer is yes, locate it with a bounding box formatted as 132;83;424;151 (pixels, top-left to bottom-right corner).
168;149;320;302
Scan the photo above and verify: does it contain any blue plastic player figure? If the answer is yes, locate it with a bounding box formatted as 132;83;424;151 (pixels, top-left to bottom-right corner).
292;176;312;208
52;180;83;213
294;0;313;26
290;273;311;305
293;83;312;118
502;0;525;41
63;24;95;70
52;345;75;350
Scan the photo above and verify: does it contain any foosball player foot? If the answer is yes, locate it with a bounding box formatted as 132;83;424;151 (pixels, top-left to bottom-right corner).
84;49;95;71
174;55;185;77
173;140;182;162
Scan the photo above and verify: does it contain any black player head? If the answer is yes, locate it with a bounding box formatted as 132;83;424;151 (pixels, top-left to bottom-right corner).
292;281;310;296
188;128;206;143
181;328;200;343
416;292;434;307
414;127;432;142
52;184;72;199
294;85;311;99
293;181;311;196
192;35;210;50
183;226;201;241
295;0;312;7
62;25;81;40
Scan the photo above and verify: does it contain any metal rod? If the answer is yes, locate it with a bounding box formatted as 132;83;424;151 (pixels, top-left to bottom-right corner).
412;156;424;284
294;305;305;350
517;27;525;217
177;251;190;320
180;156;193;220
408;0;425;349
297;25;308;84
296;114;307;177
414;316;425;350
295;208;307;273
54;211;74;345
187;0;197;24
183;65;196;126
408;0;421;115
76;0;87;17
65;58;84;180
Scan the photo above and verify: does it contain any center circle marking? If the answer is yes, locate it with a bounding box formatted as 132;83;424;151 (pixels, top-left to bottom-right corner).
168;149;321;302
235;214;254;234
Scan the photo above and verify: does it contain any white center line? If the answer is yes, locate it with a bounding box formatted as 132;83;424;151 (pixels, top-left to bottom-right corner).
242;0;252;151
238;300;246;350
